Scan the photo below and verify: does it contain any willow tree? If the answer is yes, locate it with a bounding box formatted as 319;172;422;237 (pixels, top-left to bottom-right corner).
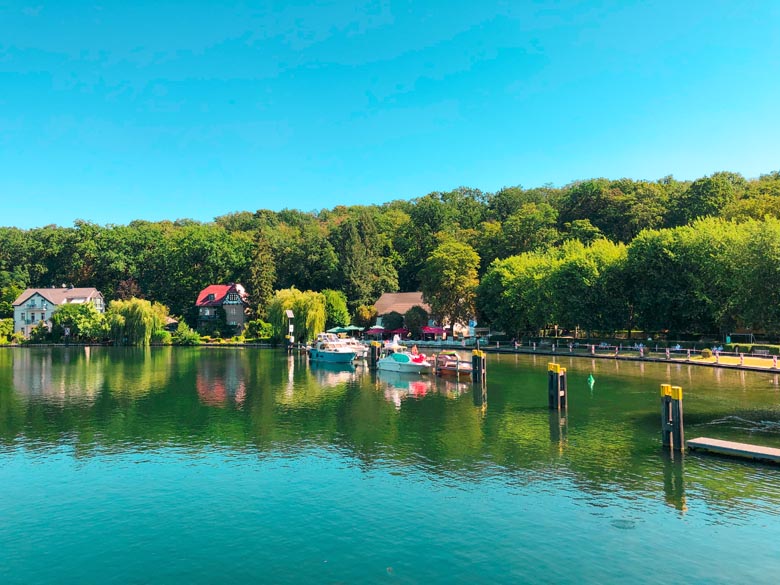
107;297;168;346
267;287;326;344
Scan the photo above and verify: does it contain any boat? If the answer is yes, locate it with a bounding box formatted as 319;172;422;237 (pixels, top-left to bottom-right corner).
342;337;368;360
376;343;433;374
435;350;473;378
308;333;357;363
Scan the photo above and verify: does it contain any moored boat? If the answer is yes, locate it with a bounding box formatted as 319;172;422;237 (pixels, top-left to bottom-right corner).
308;333;357;363
435;350;473;377
376;345;432;374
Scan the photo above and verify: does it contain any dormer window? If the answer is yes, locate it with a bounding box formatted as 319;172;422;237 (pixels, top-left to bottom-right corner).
207;293;215;301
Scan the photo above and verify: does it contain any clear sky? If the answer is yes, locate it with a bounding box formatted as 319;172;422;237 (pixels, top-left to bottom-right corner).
1;0;779;229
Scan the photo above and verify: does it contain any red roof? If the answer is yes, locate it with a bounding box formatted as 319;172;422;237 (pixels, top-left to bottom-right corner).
195;283;248;307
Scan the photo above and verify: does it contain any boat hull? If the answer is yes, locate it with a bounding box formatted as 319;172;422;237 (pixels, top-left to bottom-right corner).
309;350;357;363
376;360;432;374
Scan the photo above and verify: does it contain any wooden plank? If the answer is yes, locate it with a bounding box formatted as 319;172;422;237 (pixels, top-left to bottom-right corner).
686;437;780;464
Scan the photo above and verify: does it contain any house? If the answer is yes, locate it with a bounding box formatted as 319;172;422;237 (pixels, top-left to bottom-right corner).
373;292;431;322
195;283;249;334
372;291;472;339
13;287;105;337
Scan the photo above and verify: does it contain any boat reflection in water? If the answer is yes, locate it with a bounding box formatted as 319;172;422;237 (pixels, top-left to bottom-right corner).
375;370;469;409
307;360;361;388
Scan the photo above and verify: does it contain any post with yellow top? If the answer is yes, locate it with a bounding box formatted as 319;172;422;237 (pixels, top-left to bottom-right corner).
471;349;487;384
660;384;685;452
369;341;382;369
548;363;568;410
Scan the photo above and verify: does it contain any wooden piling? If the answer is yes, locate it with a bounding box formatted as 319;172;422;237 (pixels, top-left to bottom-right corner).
547;363;567;410
368;341;381;368
660;384;684;452
471;350;487;383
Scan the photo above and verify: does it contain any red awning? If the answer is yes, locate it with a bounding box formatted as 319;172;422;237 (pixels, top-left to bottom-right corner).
365;327;385;335
421;326;445;334
389;328;409;335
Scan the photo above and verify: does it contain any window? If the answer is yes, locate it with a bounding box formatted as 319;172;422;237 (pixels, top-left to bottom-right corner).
207;293;215;301
228;293;239;301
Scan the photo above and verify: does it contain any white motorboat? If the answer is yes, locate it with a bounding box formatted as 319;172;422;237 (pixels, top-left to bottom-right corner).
308;333;357;363
342;337;368;360
376;344;432;374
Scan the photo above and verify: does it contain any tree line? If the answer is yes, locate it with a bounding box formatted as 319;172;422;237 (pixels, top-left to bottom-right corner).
1;170;779;342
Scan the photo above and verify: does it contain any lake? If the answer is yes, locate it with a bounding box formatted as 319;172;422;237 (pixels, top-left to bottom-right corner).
1;347;779;584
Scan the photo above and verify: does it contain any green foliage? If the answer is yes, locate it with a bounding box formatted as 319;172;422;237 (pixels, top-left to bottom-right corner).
420;241;480;327
50;302;108;342
403;306;429;338
244;318;273;339
352;304;377;328
381;311;404;331
172;320;201;345
151;330;172;345
107;297;169;346
267;288;326;344
322;289;350;329
0;318;12;339
247;231;276;318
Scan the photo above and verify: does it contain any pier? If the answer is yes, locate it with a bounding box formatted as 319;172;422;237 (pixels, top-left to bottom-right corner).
687;437;780;464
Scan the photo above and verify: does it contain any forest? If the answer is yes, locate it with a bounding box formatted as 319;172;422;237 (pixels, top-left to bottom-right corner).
2;170;780;342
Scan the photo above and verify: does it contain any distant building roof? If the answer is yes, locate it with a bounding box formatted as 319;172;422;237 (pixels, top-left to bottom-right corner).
13;287;103;307
195;283;248;307
373;292;430;316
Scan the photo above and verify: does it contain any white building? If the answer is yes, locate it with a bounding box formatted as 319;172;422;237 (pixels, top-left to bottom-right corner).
13;287;105;337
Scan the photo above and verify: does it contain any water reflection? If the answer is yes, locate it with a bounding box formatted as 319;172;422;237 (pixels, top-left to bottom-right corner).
196;350;247;408
1;348;780;515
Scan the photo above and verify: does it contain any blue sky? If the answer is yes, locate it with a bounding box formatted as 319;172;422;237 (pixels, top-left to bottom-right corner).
1;0;778;228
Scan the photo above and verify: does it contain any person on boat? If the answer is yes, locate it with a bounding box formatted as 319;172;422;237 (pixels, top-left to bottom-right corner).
411;345;418;355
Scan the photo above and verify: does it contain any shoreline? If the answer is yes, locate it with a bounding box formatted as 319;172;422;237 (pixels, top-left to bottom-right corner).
3;341;779;374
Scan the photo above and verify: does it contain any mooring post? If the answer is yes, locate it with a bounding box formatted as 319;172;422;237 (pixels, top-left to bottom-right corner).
547;363;567;410
660;384;684;451
666;348;670;360
774;355;778;369
471;349;486;384
369;341;381;368
740;353;744;366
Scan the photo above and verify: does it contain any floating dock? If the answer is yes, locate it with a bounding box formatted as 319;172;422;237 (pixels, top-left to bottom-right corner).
686;437;780;464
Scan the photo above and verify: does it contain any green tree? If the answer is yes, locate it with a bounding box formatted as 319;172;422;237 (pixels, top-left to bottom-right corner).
172;320;201;345
247;231;276;318
352;304;377;328
267;288;326;344
404;305;429;338
381;311;404;331
50;303;108;342
322;289;350;329
107;297;168;346
420;241;480;328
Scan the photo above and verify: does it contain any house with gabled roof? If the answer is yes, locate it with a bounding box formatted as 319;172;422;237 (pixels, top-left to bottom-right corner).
13;287;105;337
195;283;249;334
373;292;431;317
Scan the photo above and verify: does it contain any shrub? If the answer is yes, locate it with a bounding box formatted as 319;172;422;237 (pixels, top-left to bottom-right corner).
244;319;273;339
701;348;712;358
151;330;172;345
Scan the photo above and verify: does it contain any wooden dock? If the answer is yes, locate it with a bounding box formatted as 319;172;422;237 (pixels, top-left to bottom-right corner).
686;437;780;464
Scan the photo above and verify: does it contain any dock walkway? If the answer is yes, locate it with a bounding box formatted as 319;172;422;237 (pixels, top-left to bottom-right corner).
687;437;780;464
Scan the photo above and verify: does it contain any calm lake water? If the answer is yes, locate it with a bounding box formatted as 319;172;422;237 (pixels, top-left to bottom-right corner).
1;347;780;584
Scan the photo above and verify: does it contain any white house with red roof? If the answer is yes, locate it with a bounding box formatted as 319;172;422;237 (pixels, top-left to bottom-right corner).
195;283;249;334
13;287;105;337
